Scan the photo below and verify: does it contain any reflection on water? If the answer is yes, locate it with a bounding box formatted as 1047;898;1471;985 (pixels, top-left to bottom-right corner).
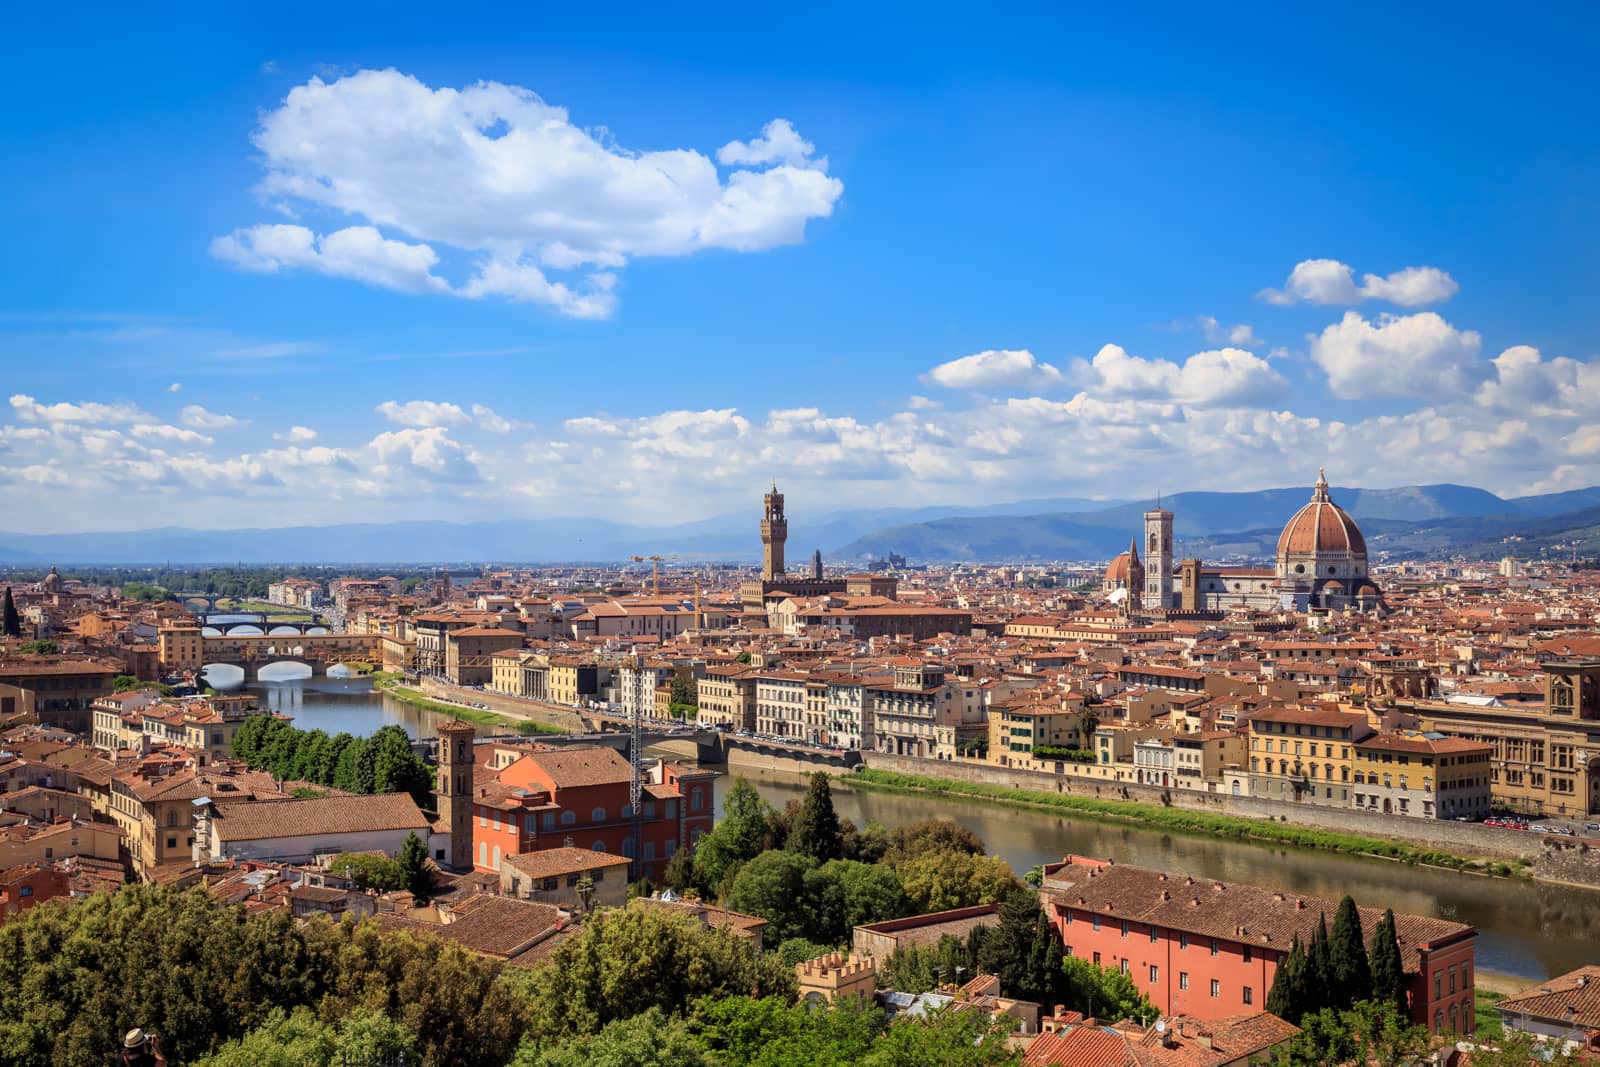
233;674;483;739
720;768;1600;985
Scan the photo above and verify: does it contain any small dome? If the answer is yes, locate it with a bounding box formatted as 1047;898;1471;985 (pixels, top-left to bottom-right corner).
1322;579;1345;591
1105;552;1132;582
1277;470;1367;557
1356;582;1380;597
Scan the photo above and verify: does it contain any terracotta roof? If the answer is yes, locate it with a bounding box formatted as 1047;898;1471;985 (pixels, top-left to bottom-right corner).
1495;965;1600;1030
500;846;630;879
1041;856;1472;973
212;793;429;842
521;747;632;788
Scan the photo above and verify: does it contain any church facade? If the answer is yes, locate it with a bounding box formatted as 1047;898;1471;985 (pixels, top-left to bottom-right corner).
1103;471;1383;614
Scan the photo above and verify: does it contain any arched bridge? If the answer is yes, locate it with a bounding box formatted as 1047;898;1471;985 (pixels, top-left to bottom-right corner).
202;614;329;636
201;632;380;680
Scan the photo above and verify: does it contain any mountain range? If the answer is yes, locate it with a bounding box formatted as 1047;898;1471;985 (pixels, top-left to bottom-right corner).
4;485;1600;565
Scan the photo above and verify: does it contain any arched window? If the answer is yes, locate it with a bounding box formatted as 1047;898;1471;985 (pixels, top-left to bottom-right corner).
592;807;607;823
592;841;607;852
478;841;487;867
1433;1010;1443;1034
491;845;501;869
560;810;576;827
622;838;636;858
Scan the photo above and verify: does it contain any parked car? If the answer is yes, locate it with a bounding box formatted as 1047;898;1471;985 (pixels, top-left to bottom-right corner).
1586;822;1600;833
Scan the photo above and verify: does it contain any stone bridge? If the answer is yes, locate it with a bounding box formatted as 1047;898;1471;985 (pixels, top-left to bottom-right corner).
201;632;381;680
202;615;330;636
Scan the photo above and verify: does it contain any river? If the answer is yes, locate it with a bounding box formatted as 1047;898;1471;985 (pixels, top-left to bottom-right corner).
202;670;1594;987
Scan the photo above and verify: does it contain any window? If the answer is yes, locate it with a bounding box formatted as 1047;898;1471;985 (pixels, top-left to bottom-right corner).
492;811;500;830
1210;979;1220;998
1121;919;1129;937
1179;932;1188;949
1149;964;1159;983
1093;952;1101;965
591;807;607;823
1093;916;1101;931
1149;926;1159;944
691;788;704;811
1210;937;1218;957
478;841;487;867
561;811;576;827
1243;946;1252;963
166;837;176;850
1243;986;1253;1005
18;885;32;898
542;877;558;891
1120;959;1129;975
542;812;556;832
1179;972;1189;990
1435;972;1442;998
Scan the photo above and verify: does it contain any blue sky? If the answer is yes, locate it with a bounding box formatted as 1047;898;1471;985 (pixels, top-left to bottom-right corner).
4;4;1599;532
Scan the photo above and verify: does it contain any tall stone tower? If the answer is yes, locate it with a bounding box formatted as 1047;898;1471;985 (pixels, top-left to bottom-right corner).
812;549;823;580
760;485;788;580
435;719;477;871
1142;504;1174;611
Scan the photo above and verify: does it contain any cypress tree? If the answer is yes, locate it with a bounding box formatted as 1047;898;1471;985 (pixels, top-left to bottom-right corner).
1369;908;1407;1013
1307;913;1333;996
1329;895;1372;1008
1267;935;1308;1021
788;772;842;861
1;587;19;638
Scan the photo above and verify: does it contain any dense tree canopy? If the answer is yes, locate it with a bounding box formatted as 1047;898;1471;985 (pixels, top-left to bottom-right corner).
788;772;843;861
233;717;431;809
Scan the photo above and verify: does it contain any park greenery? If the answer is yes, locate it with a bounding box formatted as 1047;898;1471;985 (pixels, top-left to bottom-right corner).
232;715;434;809
1030;745;1096;762
113;673;176;695
848;768;1527;876
16;639;58;655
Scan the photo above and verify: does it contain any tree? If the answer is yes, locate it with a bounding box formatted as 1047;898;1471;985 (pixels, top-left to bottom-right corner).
1368;909;1406;1015
1329;895;1372;1010
510;1009;710;1067
17;640;57;655
332;735;373;793
1075;707;1100;748
691;778;775;895
327;852;406;891
518;905;795;1043
864;1006;1021;1066
817;858;907;932
1;587;20;637
398;832;432;900
1306;913;1333;997
726;850;823;944
896;850;1017;914
775;936;836;969
193;1007;418;1067
979;891;1046;1002
788;772;842;861
1267;936;1309;1023
370;724;432;808
669;674;698;709
887;819;985;863
1343;998;1434;1067
1059;956;1157;1025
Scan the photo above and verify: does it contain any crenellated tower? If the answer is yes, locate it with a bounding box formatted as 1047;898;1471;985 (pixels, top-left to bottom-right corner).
761;485;788;580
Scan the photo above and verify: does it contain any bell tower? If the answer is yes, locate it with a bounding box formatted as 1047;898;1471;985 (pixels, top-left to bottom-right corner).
1142;503;1174;611
435;719;477;872
761;485;788;580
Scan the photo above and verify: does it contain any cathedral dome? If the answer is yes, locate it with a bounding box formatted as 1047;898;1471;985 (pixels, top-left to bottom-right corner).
1276;470;1367;557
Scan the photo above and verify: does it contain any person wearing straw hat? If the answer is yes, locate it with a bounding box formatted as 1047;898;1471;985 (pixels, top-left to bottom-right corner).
113;1028;165;1067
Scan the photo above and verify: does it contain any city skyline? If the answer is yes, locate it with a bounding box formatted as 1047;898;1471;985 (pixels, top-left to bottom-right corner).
5;6;1600;532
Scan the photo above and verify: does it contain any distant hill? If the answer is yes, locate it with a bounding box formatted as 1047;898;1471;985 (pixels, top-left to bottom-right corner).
0;495;1126;565
831;484;1600;563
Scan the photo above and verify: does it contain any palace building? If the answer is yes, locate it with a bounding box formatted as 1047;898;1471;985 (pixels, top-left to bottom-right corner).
1105;470;1384;614
738;486;897;613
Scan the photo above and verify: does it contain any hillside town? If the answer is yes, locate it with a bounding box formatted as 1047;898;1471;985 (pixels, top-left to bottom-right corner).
2;478;1599;1064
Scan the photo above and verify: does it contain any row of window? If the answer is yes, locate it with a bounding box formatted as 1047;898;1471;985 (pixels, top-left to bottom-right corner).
1069;947;1252;1004
476;794;702;833
1066;912;1252;961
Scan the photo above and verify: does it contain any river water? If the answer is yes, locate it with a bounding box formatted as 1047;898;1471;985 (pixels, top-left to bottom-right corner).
205;671;1594;986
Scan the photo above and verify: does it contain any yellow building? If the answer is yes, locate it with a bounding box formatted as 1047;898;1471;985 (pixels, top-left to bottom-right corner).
797;952;877;1007
157;623;203;674
1246;705;1373;805
988;700;1086;768
696;665;757;730
1352;733;1493;820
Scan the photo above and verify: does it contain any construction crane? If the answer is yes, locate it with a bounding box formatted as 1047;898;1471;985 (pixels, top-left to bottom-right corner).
629;554;666;596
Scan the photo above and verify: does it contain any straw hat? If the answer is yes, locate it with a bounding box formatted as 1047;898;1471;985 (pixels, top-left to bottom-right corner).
124;1029;148;1049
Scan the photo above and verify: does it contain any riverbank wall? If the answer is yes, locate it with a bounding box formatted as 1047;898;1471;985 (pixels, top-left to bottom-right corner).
858;752;1545;863
415;678;587;733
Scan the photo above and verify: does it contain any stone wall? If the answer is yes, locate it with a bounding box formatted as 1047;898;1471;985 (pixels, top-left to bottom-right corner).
416;678;587;733
859;752;1542;861
726;745;859;776
1531;838;1600;887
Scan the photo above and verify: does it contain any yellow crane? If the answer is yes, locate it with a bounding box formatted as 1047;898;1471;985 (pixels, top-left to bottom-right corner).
630;554;666;595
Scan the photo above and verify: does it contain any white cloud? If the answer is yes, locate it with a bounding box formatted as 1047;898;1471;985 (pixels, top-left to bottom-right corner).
923;349;1065;391
214;70;843;317
1474;345;1600;417
471;404;515;433
210;224;450;295
717;119;820;169
130;424;213;446
276;425;319;442
1309;311;1485;399
1074;344;1286;407
179;404;244;430
10;394;151;425
906;395;942;411
168;382;183;393
375;400;469;428
1259;259;1459;307
1199;316;1263;348
368;427;481;481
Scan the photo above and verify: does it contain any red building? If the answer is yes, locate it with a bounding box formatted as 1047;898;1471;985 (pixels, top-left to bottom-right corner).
0;864;70;923
1040;855;1478;1037
468;745;715;882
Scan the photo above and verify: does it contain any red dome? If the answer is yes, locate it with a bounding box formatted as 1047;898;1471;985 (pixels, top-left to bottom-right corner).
1106;551;1132;582
1277;471;1367;557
